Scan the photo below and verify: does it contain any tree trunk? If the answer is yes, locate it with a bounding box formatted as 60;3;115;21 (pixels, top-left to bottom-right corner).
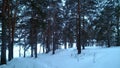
34;44;37;58
34;28;37;58
46;25;50;53
1;16;7;65
52;3;57;55
64;38;67;49
116;8;120;46
30;20;34;57
107;21;111;47
24;48;26;58
31;45;34;57
82;15;85;50
52;28;56;54
52;37;56;54
19;45;21;57
1;0;8;64
7;0;13;61
7;0;17;61
30;18;38;58
76;0;81;54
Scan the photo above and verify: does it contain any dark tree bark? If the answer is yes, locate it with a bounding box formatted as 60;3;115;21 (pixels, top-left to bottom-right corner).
30;20;34;57
52;2;57;55
116;1;120;46
64;37;67;49
30;18;38;58
52;20;56;55
1;19;7;64
82;15;85;50
34;27;37;58
107;21;111;47
7;0;12;61
76;0;81;54
31;45;34;57
107;31;110;47
52;36;55;54
8;0;17;61
46;21;50;53
116;17;120;46
1;0;7;64
24;48;26;57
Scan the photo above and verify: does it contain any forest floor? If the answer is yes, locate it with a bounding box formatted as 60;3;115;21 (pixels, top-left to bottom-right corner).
0;46;120;68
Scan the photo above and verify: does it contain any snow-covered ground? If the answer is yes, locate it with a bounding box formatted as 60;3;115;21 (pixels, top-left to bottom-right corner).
0;46;120;68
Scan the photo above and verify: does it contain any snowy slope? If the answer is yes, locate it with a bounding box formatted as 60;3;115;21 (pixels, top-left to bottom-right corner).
0;46;120;68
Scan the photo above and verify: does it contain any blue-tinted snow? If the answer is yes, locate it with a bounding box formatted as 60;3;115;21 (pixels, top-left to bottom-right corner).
0;46;120;68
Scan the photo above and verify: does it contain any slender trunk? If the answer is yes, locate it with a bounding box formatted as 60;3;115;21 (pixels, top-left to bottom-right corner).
52;27;56;54
19;45;21;57
43;45;45;53
35;45;37;58
64;38;67;49
52;3;57;55
31;45;33;57
107;39;110;47
30;20;33;57
52;37;55;54
24;48;26;57
46;37;50;53
7;0;12;61
34;28;37;58
116;13;120;46
52;20;56;55
82;15;85;50
46;10;51;53
107;21;111;47
107;32;110;47
24;38;26;57
43;34;45;53
46;26;50;53
76;0;81;54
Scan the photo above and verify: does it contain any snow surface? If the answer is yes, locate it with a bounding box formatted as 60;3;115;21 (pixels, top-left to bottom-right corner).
0;46;120;68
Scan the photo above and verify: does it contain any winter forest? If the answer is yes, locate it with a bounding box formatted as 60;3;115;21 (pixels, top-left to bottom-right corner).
0;0;120;68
